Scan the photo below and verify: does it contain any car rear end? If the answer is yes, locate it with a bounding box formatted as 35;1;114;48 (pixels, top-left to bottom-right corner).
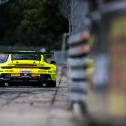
0;52;56;87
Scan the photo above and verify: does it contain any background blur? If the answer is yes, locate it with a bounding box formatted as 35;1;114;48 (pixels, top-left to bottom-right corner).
0;0;68;49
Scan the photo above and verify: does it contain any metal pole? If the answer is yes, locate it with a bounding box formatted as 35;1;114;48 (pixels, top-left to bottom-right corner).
62;33;69;51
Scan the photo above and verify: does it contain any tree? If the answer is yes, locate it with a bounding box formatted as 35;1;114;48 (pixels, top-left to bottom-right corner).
0;0;68;49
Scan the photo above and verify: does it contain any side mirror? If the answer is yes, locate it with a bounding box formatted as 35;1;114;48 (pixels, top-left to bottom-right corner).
50;61;56;65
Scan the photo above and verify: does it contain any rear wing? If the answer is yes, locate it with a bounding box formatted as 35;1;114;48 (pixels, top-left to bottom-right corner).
0;51;54;59
0;51;52;54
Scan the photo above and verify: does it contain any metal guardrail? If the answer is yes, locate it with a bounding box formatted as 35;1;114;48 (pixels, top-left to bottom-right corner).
67;31;90;113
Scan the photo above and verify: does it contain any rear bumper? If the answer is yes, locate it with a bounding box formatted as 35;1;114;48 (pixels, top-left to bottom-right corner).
0;74;54;83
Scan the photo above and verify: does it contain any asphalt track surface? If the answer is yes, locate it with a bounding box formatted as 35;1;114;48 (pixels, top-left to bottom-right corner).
0;77;75;126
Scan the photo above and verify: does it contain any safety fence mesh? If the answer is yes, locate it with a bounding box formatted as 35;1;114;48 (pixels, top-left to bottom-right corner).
60;0;89;35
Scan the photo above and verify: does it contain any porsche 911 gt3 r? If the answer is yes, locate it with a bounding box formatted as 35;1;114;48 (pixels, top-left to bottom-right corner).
0;51;56;87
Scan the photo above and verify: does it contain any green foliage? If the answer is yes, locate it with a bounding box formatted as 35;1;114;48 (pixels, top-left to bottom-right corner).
0;0;68;49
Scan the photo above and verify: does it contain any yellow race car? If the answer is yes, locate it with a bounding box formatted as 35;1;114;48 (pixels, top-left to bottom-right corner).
0;51;56;87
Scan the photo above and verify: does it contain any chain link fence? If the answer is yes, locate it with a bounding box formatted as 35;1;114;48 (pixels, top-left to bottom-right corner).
54;51;67;78
54;51;67;65
60;0;90;35
60;0;71;20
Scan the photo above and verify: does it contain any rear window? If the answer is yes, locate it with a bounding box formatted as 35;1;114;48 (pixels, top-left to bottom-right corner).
12;54;41;61
0;54;8;63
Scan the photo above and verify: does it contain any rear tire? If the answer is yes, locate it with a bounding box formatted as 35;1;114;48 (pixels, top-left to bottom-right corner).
38;82;47;88
0;82;5;87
